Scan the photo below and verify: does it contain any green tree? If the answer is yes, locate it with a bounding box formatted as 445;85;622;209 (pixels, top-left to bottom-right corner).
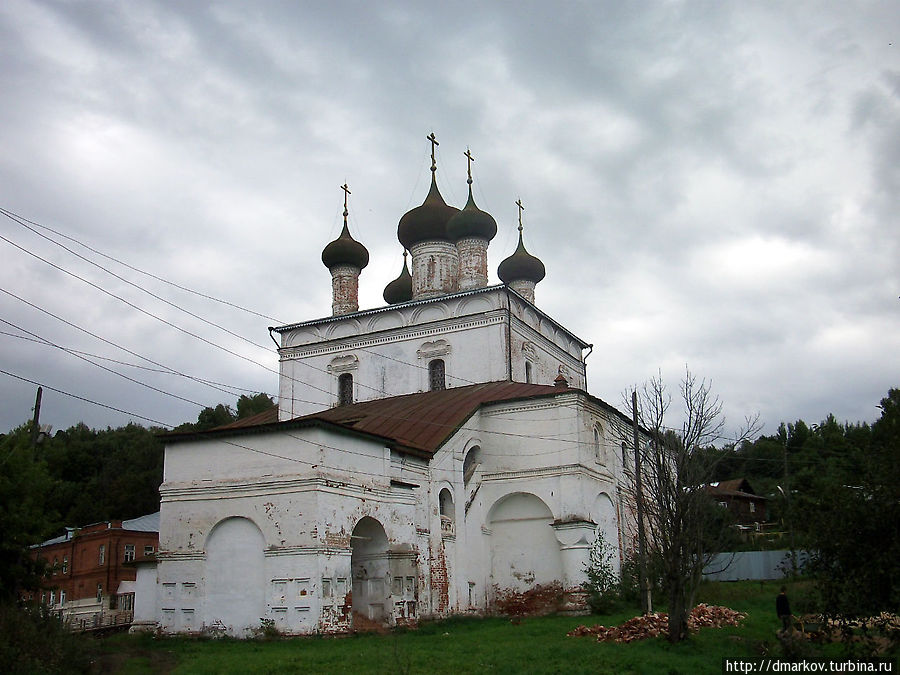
801;388;900;619
0;425;56;600
236;393;275;419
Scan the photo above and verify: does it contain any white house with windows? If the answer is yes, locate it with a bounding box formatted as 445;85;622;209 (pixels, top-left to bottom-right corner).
144;141;645;636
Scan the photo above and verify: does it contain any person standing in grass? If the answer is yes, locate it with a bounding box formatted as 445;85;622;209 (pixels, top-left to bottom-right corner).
776;586;792;632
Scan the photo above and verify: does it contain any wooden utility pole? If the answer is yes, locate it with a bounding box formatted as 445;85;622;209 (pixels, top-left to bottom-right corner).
782;435;797;575
31;386;42;447
632;390;652;613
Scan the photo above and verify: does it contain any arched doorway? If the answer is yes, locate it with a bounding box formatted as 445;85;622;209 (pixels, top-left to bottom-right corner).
350;517;390;626
205;517;266;635
487;492;562;592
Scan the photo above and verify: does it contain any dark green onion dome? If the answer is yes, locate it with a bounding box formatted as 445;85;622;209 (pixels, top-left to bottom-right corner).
397;174;460;249
446;185;497;242
383;250;413;304
322;221;369;270
497;230;546;284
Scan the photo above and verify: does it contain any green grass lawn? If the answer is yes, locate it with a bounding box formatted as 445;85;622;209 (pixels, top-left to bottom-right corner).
86;580;856;674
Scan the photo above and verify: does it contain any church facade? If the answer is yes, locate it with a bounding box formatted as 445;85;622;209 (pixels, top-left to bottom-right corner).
145;139;644;636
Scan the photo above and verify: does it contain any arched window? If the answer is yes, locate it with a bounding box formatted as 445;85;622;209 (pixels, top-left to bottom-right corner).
429;359;446;391
439;488;455;537
463;446;481;485
593;424;606;462
525;361;533;384
338;373;353;406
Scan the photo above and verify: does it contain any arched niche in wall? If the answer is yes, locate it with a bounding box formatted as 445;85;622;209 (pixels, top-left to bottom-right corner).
593;422;607;464
204;517;266;636
486;492;562;593
325;319;363;339
456;295;495;316
591;492;620;573
283;327;322;347
438;487;455;537
366;310;405;333
410;304;450;325
462;446;481;485
350;517;390;626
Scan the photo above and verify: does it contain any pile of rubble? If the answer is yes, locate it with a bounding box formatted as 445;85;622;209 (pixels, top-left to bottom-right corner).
568;604;746;642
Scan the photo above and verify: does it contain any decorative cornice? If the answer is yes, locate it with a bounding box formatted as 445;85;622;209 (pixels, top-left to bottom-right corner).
281;314;504;360
160;475;415;504
265;545;351;557
156;551;205;562
482;463;615;483
273;285;508;332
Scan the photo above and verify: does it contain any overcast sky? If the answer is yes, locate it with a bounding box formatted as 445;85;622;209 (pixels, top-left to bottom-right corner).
0;0;897;439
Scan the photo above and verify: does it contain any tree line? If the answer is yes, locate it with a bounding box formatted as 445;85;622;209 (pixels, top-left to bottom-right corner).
0;393;274;602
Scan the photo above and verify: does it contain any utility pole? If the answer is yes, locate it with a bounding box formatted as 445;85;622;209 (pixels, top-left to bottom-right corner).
31;386;42;447
782;433;797;575
632;390;651;613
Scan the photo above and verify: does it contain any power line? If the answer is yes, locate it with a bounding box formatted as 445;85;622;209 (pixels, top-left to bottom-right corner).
0;206;283;323
0;287;245;400
1;210;278;355
0;318;211;408
0;367;174;428
0;329;254;394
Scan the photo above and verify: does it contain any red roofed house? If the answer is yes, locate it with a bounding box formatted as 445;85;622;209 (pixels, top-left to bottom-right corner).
143;141;648;636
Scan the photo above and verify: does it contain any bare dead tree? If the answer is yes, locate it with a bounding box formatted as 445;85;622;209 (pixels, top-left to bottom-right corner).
623;368;760;643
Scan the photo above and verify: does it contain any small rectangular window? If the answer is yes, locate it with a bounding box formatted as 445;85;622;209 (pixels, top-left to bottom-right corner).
124;544;135;562
322;578;332;599
429;359;446;391
98;544;105;566
749;502;756;513
338;374;353;405
62;556;68;574
49;590;55;606
60;590;66;606
143;545;154;556
96;584;103;603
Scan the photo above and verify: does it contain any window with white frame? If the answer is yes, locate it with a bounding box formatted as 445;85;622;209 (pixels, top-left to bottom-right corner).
124;544;135;562
98;544;105;566
144;545;154;556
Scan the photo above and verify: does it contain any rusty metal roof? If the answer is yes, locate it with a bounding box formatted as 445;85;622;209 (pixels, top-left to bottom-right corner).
165;381;581;456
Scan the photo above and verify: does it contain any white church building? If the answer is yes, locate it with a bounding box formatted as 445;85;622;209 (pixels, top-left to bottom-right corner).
138;139;644;636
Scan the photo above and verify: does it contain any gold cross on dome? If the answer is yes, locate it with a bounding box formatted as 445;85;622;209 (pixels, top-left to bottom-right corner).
464;147;475;182
427;132;439;171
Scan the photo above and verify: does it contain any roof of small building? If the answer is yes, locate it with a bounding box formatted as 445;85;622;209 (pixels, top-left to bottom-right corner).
706;478;768;501
33;511;160;548
165;380;636;457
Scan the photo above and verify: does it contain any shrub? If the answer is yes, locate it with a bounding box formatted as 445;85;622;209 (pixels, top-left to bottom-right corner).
583;532;621;614
0;602;93;674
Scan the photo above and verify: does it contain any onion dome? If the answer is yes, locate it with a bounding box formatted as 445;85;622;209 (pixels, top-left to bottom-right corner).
398;135;459;249
447;184;497;242
498;217;545;284
322;195;369;270
383;250;413;304
397;173;460;249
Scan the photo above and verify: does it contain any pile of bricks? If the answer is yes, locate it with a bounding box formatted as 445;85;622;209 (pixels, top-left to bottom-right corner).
568;604;746;642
